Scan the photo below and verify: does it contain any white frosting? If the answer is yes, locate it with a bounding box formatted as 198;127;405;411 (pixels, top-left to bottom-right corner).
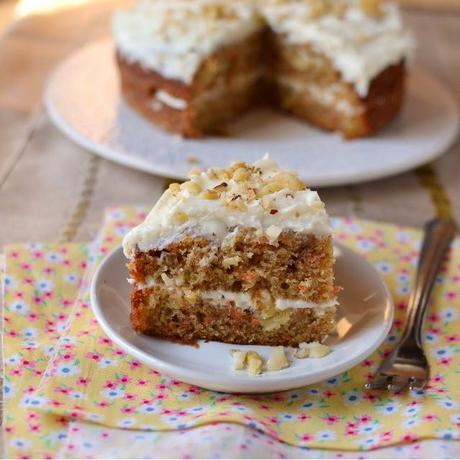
112;0;262;84
123;155;332;257
154;91;187;110
132;277;336;313
275;297;338;311
113;0;414;97
262;0;415;96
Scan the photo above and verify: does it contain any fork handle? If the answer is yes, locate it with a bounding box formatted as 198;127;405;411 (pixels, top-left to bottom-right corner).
402;218;456;348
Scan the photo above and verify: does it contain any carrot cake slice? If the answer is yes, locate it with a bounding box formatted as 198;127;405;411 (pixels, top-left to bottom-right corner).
112;0;264;137
123;156;338;346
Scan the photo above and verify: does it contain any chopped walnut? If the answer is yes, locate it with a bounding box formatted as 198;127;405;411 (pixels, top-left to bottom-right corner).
222;255;241;268
267;346;290;371
297;342;331;358
202;189;220;200
246;351;263;375
360;0;382;18
266;225;282;242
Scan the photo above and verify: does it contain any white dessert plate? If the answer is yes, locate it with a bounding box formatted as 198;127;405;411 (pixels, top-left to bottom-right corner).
45;39;459;187
90;243;394;393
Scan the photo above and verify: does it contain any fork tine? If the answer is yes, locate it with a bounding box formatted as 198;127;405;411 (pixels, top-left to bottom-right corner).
387;376;409;393
365;374;391;390
409;377;427;392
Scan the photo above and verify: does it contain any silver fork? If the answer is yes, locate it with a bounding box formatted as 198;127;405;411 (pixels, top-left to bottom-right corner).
365;218;456;392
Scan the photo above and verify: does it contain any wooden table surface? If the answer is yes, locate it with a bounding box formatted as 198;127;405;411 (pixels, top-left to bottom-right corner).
0;1;459;456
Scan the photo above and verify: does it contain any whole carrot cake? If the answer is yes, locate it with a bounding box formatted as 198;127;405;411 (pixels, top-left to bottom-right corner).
123;156;338;346
112;0;414;139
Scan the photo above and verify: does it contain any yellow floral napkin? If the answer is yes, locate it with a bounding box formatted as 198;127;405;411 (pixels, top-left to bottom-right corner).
3;206;460;458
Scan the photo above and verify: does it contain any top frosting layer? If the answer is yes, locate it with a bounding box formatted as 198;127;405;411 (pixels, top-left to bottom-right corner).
113;0;414;96
123;155;332;257
112;0;263;84
262;0;415;96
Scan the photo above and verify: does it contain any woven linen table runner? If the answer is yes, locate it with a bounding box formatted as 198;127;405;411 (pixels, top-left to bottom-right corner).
3;206;460;458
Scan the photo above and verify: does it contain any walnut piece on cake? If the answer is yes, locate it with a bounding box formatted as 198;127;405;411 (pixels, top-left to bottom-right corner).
123;155;338;346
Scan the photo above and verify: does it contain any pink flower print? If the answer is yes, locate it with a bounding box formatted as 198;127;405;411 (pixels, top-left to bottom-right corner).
61;298;73;308
23;277;33;285
121;406;135;414
96;401;110;408
55;386;71;395
431;374;445;384
27;412;39;420
123;393;137;401
359;415;373;423
129;360;141;369
79;261;87;269
50;400;63;408
10;251;19;258
33;370;43;377
32;250;44;259
76;377;90;386
396;301;407;311
118;375;132;384
362;359;373;367
156;383;167;390
5;426;14;434
103;380;117;390
25;386;35;394
323;415;340;425
150;369;161;376
141;398;153;405
445;291;457;301
99;337;113;346
62;259;71;266
15;291;24;298
298;413;310;422
43;266;54;274
21;263;31;270
439;357;452;366
32;295;43;305
113;349;125;357
29;424;40;433
156;393;166;400
137;379;149;386
10;367;22;377
446;334;460;343
401;433;418;443
393;318;403;328
380;430;393;441
7;330;19;338
428;313;440;322
323;390;336;398
62;352;75;361
86;351;102;362
423;413;437;422
101;431;109;439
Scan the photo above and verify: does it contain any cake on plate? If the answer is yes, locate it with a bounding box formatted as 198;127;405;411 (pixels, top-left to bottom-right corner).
113;0;414;139
123;156;338;346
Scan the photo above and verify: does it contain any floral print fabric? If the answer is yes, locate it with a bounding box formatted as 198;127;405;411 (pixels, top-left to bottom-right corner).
3;206;460;458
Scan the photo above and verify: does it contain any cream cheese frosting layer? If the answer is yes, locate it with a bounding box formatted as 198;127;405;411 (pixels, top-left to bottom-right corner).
112;0;262;84
123;155;332;257
262;0;415;96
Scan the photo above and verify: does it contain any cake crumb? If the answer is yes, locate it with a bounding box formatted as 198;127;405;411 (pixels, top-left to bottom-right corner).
231;350;263;375
231;350;248;370
187;154;200;164
297;341;331;358
247;351;263;375
267;346;290;371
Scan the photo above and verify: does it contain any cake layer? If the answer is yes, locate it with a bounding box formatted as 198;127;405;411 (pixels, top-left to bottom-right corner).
128;229;336;304
269;61;405;138
131;285;336;346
